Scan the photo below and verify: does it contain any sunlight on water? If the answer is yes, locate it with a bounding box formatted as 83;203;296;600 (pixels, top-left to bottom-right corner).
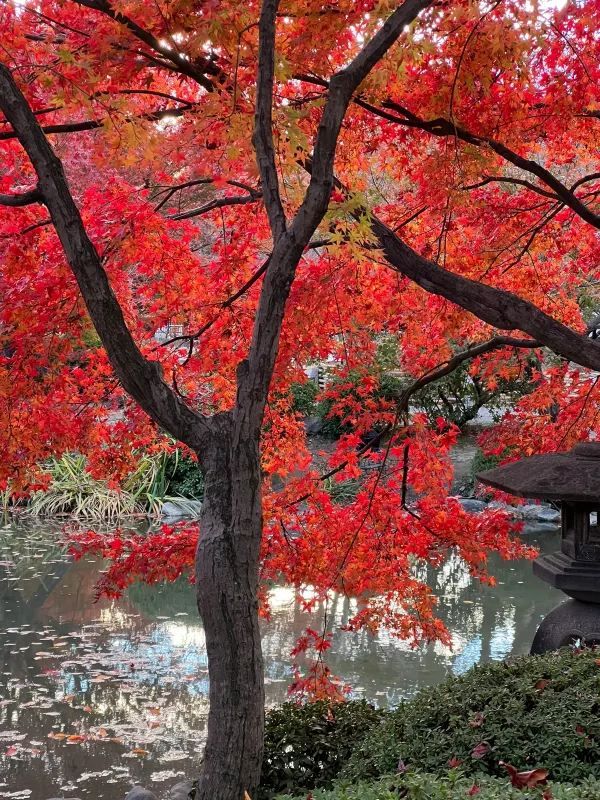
0;518;563;799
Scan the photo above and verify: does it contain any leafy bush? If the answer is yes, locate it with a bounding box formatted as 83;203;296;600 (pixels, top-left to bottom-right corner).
165;450;204;500
375;334;400;372
274;772;600;800
469;447;504;482
322;477;361;505
290;380;319;417
259;700;384;799
456;447;505;497
29;453;142;520
342;649;600;784
411;359;536;429
378;372;404;402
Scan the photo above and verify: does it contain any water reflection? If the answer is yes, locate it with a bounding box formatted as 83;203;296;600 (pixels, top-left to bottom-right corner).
0;519;563;799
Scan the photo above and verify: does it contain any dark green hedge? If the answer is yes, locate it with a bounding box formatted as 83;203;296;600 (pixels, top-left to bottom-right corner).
260;649;600;799
260;700;383;799
275;772;600;800
342;649;600;784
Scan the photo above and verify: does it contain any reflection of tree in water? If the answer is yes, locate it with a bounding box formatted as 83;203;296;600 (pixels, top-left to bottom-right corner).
0;519;69;617
126;526;565;705
0;518;566;796
1;670;209;799
256;526;565;705
128;577;197;618
0;522;210;798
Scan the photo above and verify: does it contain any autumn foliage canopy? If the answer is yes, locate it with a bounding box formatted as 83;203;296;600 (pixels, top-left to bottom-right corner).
1;0;599;695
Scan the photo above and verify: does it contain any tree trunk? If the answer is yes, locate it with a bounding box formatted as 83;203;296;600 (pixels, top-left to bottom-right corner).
195;415;265;800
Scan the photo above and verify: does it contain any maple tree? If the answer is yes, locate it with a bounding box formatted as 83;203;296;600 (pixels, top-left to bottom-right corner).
1;0;599;797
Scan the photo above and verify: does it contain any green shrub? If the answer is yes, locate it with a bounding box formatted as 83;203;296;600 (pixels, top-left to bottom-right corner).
469;447;504;480
29;453;141;520
375;334;400;372
259;700;384;799
275;772;600;800
342;649;600;784
377;372;404;402
411;358;537;429
322;476;361;505
165;450;204;500
290;380;319;416
457;447;505;497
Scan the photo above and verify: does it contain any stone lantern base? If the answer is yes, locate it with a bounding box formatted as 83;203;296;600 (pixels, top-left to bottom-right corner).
531;599;600;654
533;552;600;603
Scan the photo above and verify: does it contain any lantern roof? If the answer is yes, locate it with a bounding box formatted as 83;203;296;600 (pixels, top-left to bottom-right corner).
477;443;600;503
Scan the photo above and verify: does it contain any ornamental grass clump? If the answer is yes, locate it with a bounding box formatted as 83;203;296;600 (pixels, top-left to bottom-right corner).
29;451;200;520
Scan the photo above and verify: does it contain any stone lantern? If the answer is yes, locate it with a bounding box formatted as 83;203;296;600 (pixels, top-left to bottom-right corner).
477;442;600;653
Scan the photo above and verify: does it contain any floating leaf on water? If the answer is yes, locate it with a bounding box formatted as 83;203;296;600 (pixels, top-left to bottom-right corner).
0;732;26;742
150;770;186;782
77;770;112;781
158;750;188;762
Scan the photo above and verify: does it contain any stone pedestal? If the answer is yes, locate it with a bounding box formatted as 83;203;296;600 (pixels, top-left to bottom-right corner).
531;599;600;654
533;552;600;603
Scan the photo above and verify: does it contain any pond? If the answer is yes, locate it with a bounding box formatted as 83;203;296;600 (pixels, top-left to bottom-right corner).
0;517;564;799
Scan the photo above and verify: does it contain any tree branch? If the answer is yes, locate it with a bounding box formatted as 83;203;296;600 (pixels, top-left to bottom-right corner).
254;0;287;240
169;192;262;221
369;212;600;371
0;187;42;206
570;172;600;192
160;256;273;352
71;0;223;92
0;103;192;141
0;64;211;450
240;0;433;429
153;178;260;212
285;336;539;508
398;336;538;400
295;74;600;230
378;101;600;230
460;175;558;200
293;0;433;237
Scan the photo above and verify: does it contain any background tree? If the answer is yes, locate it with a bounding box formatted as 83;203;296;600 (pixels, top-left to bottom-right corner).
0;1;599;798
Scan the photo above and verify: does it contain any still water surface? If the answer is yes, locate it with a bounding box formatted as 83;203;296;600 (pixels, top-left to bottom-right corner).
0;518;563;799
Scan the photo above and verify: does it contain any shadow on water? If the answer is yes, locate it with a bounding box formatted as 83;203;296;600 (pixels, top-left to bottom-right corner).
0;517;563;799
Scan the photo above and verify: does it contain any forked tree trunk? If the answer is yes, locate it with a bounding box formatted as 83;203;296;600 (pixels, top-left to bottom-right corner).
194;416;265;800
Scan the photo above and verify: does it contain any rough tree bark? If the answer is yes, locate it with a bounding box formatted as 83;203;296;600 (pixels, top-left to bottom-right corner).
195;414;265;798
